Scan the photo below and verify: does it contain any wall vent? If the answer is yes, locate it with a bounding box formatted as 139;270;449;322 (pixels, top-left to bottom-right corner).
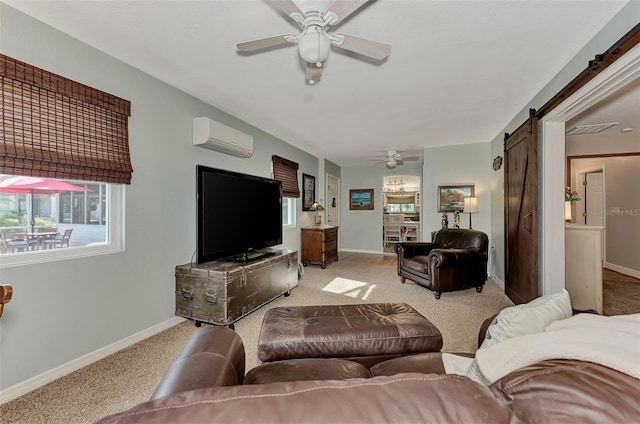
566;122;619;136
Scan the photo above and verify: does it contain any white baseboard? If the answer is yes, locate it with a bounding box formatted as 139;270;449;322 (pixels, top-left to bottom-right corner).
490;276;505;289
340;248;385;255
0;316;185;405
604;262;640;279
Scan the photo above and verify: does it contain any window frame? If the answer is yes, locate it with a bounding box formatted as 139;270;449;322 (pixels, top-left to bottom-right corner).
282;197;296;229
0;184;124;268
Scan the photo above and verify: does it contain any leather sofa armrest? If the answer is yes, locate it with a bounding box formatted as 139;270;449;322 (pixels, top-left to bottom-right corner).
150;326;245;400
428;248;473;268
478;314;498;348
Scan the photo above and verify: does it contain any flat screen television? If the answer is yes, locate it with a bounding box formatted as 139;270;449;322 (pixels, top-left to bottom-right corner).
197;165;282;264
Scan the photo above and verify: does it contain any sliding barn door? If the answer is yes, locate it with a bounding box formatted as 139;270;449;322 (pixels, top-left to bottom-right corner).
504;112;539;304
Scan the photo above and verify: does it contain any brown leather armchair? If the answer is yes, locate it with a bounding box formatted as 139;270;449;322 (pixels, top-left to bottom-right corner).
395;228;488;299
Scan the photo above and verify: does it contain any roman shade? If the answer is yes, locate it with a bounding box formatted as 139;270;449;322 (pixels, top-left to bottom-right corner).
0;54;133;184
387;194;415;204
272;155;300;198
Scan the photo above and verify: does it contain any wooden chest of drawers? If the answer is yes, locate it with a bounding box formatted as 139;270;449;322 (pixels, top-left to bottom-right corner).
301;225;339;269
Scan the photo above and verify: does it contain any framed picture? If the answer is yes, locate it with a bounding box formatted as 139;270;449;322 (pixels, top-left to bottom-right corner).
437;185;474;212
302;173;315;211
350;189;374;210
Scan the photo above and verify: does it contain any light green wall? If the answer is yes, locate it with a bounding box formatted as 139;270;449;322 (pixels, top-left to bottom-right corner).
325;159;341;179
422;143;492;238
340;162;422;252
0;4;318;393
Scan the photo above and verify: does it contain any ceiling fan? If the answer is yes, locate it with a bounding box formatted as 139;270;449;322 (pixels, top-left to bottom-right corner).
236;0;391;85
368;150;420;169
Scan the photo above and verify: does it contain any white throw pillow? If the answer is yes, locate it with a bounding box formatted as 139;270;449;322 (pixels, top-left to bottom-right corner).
465;289;572;383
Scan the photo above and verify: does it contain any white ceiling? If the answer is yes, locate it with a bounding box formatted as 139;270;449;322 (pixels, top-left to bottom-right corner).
5;0;632;166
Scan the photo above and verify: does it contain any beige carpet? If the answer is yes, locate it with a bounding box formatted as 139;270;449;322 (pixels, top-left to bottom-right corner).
0;252;513;424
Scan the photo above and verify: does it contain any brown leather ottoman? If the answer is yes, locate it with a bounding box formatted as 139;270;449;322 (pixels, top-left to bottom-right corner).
257;303;443;367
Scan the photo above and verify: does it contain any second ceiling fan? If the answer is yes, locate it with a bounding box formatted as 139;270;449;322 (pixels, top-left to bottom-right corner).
236;0;391;84
368;150;419;169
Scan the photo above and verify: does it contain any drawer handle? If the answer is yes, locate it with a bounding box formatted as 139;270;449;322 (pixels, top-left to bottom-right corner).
181;286;194;300
204;290;218;304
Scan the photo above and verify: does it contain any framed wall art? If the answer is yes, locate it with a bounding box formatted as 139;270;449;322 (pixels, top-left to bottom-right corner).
350;189;374;210
437;185;474;212
302;173;315;211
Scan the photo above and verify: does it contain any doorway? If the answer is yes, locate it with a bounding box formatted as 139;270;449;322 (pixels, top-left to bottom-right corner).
540;42;640;296
382;175;420;253
582;169;605;226
325;174;340;228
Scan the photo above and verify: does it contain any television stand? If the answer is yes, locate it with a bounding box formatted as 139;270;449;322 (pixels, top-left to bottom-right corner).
224;250;275;263
175;249;298;327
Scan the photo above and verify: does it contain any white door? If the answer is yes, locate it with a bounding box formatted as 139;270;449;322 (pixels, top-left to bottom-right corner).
326;174;340;227
585;171;604;226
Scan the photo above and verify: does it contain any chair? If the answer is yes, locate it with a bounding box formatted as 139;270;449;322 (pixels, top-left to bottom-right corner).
383;214;404;246
395;228;488;299
43;229;73;249
404;222;419;242
0;233;32;253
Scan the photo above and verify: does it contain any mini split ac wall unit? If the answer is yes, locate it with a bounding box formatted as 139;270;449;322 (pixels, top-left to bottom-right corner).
192;117;254;158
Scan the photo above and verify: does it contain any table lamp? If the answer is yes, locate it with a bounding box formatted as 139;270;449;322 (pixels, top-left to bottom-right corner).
310;201;324;225
463;197;478;229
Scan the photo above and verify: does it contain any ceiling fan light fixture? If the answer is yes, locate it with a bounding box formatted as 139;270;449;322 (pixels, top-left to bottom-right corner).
298;26;330;63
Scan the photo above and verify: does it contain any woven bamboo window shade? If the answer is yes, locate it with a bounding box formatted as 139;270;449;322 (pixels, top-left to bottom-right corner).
0;54;133;184
387;194;414;204
272;155;300;198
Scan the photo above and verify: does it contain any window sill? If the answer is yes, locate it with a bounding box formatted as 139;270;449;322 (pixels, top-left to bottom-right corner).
0;243;123;268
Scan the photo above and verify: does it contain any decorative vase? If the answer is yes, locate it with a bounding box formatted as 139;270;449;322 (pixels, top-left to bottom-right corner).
565;201;572;222
441;212;449;228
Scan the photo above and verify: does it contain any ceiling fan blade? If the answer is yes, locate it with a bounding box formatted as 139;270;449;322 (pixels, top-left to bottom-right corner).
402;156;420;161
333;34;391;60
305;62;323;84
326;0;369;25
237;35;294;53
272;0;304;19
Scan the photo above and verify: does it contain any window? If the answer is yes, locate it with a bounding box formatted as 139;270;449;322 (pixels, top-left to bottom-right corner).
282;197;296;228
0;175;123;266
0;55;131;266
386;204;416;213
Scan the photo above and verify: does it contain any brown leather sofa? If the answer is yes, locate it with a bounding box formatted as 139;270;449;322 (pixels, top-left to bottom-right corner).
97;324;640;423
396;228;488;298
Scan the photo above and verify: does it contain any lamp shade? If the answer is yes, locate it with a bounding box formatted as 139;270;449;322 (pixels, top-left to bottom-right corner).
463;197;478;213
310;202;324;211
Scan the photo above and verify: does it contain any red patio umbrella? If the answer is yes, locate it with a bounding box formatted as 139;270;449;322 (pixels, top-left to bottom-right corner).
0;176;92;233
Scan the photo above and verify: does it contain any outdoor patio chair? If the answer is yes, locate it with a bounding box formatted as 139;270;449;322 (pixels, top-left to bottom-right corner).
43;229;73;249
0;233;32;253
